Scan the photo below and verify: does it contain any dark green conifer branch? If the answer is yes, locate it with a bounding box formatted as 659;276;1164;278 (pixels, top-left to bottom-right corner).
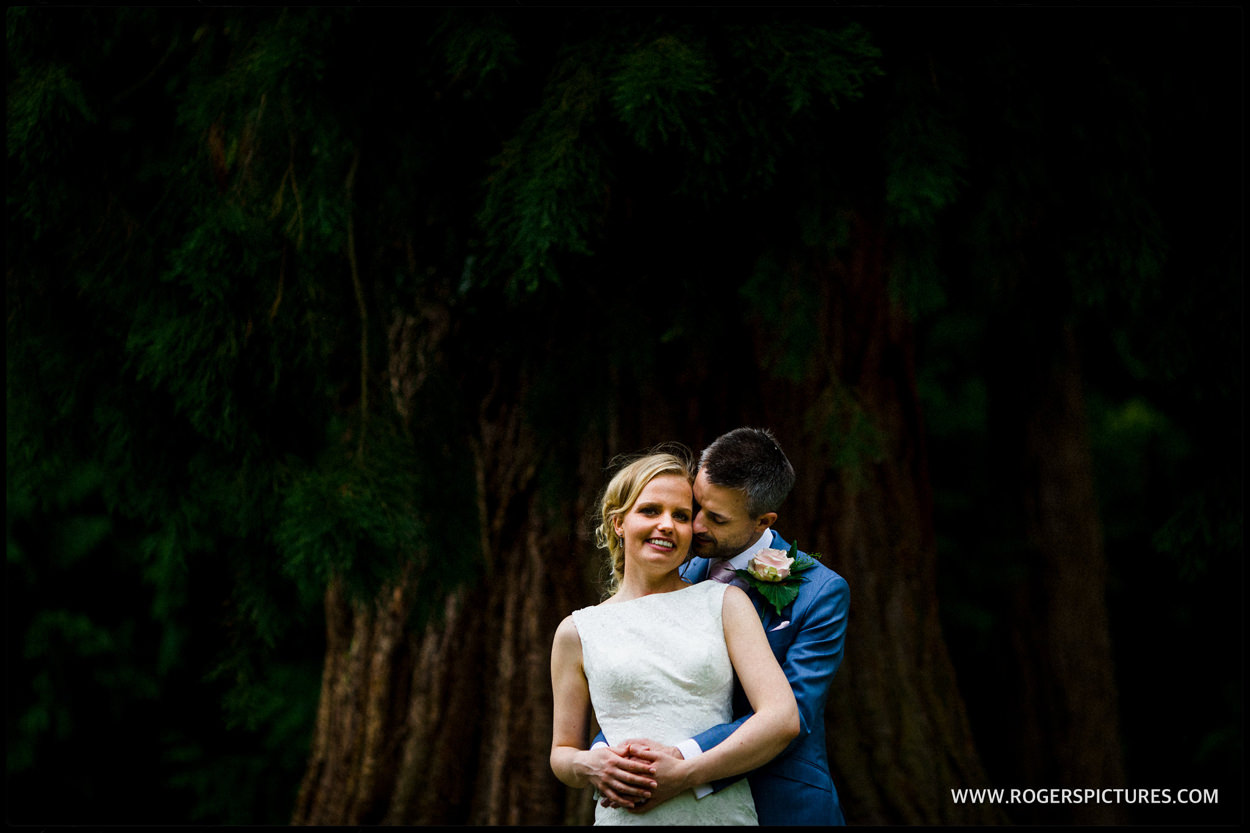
345;150;368;459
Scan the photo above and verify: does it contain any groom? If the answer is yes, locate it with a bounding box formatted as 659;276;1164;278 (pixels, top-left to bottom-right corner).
589;427;849;825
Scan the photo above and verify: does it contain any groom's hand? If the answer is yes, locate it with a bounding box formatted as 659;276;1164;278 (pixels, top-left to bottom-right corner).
574;744;657;809
603;739;689;814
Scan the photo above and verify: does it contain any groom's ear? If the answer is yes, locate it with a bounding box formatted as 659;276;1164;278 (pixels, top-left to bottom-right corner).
755;512;778;534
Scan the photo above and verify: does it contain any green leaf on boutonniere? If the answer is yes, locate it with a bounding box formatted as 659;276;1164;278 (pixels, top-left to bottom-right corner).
735;541;820;617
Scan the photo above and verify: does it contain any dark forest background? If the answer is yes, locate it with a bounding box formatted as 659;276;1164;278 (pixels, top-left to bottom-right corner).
6;6;1242;826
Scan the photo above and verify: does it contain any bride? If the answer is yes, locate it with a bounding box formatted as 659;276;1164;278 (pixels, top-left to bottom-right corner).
550;450;798;825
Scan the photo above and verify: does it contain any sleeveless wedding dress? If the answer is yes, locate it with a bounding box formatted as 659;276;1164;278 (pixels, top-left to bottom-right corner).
572;580;758;826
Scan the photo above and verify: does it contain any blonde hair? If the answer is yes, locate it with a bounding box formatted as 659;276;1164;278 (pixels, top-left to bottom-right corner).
594;447;693;594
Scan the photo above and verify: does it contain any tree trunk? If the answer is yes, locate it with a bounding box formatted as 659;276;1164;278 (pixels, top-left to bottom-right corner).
292;342;611;825
293;221;1005;824
990;319;1127;824
752;216;1003;824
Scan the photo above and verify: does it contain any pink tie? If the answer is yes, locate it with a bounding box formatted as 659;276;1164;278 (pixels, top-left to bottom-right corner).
707;559;739;585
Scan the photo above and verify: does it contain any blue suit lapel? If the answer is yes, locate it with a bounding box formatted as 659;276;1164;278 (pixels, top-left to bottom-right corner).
681;556;711;583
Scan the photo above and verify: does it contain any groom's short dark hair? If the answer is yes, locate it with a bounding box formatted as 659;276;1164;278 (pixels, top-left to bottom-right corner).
698;427;795;518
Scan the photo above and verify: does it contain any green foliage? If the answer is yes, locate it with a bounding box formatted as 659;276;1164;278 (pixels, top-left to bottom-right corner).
6;7;483;823
6;64;91;237
173;661;321;822
7;471;166;817
478;46;610;293
126;213;278;450
611;33;719;152
1152;492;1242;581
731;21;882;115
434;11;521;92
737;251;822;383
475;14;886;293
7;62;94;160
274;419;480;613
806;384;888;487
882;60;966;315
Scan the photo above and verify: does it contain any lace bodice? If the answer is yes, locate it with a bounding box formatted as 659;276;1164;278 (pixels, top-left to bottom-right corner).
572;580;757;826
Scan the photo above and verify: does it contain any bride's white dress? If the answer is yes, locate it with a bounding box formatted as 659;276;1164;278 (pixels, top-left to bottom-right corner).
572;580;758;826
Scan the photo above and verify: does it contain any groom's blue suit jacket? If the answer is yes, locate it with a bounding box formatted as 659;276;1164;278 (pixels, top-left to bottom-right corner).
680;533;849;826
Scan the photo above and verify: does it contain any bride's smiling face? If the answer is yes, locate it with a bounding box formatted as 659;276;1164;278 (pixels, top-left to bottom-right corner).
614;474;693;570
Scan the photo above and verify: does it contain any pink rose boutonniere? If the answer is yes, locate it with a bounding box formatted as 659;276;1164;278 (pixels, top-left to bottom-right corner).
736;541;819;616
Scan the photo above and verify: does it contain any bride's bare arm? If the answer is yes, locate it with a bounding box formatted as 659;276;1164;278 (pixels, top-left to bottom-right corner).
549;616;658;805
705;586;800;774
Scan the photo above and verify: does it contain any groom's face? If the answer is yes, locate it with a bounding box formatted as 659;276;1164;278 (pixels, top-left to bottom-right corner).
692;468;769;560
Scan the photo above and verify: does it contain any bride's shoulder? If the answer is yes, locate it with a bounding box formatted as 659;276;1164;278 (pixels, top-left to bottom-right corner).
562;598;610;633
719;583;754;614
551;615;588;674
553;614;582;649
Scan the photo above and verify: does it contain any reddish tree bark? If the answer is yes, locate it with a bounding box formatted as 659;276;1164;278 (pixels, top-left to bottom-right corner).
989;319;1128;824
751;216;1002;824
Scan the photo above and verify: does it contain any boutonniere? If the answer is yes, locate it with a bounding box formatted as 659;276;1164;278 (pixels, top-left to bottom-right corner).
735;541;819;617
